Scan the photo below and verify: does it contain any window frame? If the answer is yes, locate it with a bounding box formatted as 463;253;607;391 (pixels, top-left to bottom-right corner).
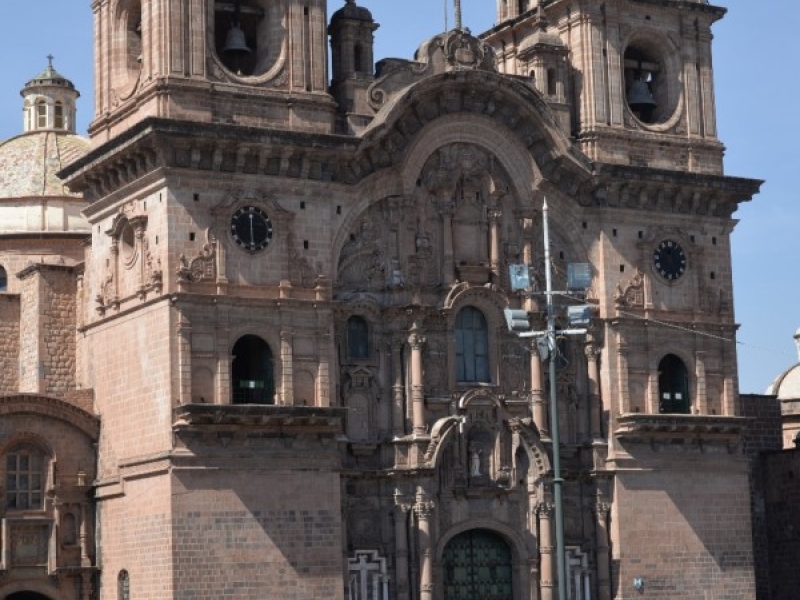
5;443;46;511
455;306;491;384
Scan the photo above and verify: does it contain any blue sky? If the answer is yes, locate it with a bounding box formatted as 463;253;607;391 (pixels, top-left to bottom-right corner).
0;0;796;393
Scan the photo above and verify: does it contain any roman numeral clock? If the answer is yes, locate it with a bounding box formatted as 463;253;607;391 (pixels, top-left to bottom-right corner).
653;239;686;281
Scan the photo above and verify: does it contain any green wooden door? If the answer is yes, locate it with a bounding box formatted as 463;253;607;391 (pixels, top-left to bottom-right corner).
443;529;513;600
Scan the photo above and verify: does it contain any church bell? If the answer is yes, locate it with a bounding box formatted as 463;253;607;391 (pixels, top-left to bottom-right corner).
223;23;251;55
627;78;657;110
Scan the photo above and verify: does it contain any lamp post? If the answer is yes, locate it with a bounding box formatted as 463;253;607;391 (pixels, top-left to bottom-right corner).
505;198;591;600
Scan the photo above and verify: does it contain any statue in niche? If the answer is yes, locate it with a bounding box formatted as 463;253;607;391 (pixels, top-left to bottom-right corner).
470;446;483;476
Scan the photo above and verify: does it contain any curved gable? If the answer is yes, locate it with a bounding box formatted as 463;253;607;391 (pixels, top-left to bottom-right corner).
0;394;100;441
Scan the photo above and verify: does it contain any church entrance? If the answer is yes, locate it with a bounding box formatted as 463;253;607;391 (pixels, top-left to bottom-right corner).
442;529;513;600
5;593;54;600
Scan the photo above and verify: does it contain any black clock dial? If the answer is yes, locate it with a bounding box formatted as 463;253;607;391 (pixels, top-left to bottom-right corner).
653;239;686;280
230;206;273;252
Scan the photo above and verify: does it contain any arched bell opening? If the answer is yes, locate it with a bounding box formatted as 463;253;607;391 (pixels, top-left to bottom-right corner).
658;353;690;414
231;334;275;404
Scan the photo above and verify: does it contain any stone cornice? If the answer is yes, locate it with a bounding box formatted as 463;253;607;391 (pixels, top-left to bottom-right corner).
615;413;748;444
172;404;345;435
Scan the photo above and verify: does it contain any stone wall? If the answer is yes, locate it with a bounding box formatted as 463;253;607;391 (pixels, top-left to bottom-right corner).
17;264;77;395
761;448;800;600
0;295;20;394
741;394;783;600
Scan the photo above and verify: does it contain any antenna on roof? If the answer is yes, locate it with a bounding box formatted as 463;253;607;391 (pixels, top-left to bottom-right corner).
444;0;448;33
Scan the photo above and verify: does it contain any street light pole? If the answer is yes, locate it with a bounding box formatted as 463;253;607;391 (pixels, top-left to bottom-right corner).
542;198;568;600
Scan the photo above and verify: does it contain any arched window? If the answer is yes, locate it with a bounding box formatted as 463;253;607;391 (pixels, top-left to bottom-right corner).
36;101;47;128
347;316;369;360
658;354;690;414
54;102;64;129
547;68;557;96
443;530;512;600
354;43;364;73
118;570;130;600
62;513;78;546
231;335;275;404
6;444;45;510
455;307;490;383
0;265;7;292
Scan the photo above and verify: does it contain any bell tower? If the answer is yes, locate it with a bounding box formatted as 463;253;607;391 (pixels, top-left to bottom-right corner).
485;0;725;175
90;0;335;143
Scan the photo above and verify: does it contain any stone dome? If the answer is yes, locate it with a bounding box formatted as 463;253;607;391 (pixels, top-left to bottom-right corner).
765;328;800;398
0;133;89;200
0;60;90;235
22;61;78;94
331;0;373;23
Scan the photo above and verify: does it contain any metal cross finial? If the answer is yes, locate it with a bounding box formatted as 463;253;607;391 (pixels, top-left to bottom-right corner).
454;0;462;31
47;54;54;67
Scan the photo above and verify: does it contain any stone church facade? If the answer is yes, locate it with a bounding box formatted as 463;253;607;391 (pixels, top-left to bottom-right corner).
0;1;764;600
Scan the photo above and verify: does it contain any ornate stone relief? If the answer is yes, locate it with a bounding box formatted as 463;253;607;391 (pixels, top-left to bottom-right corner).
337;215;388;290
176;228;217;284
287;231;317;288
367;29;495;111
614;268;645;308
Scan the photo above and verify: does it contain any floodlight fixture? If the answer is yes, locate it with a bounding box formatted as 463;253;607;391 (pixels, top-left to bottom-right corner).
508;264;531;291
567;263;592;291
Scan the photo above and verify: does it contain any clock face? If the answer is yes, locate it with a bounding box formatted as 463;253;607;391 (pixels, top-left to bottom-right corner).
230;206;273;252
653;239;686;280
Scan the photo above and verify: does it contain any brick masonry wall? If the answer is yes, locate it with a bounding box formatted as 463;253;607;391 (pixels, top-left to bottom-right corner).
0;295;20;394
97;474;174;600
83;301;174;479
761;448;800;600
740;394;783;600
171;467;344;600
612;448;755;600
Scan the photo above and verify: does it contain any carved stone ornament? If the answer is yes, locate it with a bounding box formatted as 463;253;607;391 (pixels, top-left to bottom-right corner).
287;231;317;288
614;268;645;308
176;228;217;284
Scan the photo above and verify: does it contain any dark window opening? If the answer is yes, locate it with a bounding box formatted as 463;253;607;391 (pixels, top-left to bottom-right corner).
118;570;130;600
658;354;690;414
231;335;275;404
0;265;7;291
347;316;370;360
547;68;557;96
455;307;490;383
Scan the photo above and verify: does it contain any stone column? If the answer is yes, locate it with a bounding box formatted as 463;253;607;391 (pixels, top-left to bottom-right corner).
409;324;427;436
695;350;707;414
176;314;192;404
414;491;436;600
585;341;601;439
647;370;659;414
79;500;91;567
530;341;548;438
394;496;413;600
391;339;406;437
537;500;555;600
280;329;293;405
617;338;630;414
317;332;331;407
440;203;456;285
488;208;503;283
594;500;612;600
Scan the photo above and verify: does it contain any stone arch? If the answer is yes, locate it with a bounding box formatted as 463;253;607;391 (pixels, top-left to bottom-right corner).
0;395;99;442
2;588;66;600
434;520;532;600
230;334;275;405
